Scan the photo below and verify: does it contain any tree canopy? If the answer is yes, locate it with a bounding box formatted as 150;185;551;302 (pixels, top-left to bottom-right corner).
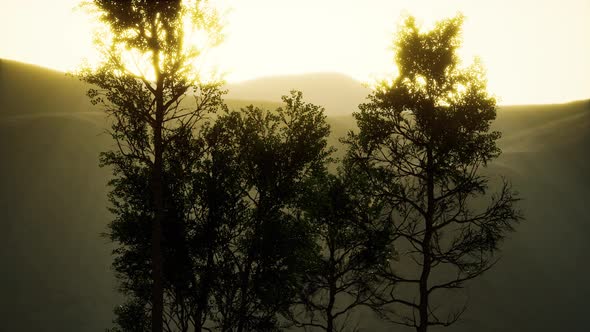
78;1;224;331
344;15;522;332
77;3;523;330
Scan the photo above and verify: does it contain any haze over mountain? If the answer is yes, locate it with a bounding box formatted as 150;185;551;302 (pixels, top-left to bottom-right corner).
1;59;589;331
225;72;370;115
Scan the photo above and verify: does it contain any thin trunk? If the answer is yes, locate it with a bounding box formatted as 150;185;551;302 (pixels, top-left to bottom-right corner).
326;301;335;332
237;198;268;332
151;45;165;332
326;240;336;332
194;238;215;331
237;230;255;332
417;147;434;332
238;222;261;332
195;172;223;331
236;261;251;332
152;119;164;332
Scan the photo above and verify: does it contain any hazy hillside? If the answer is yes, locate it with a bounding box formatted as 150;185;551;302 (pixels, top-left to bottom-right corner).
459;100;590;331
0;59;118;331
0;59;92;118
226;72;370;116
1;59;589;331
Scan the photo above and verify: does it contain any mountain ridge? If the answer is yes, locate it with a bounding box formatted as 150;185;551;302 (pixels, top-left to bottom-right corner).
4;59;588;114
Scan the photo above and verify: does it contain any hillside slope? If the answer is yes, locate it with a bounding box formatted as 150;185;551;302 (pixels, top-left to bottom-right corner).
1;60;589;331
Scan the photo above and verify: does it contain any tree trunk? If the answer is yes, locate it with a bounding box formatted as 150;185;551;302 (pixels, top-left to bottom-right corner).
326;274;336;332
237;237;255;332
417;147;435;332
326;235;336;332
151;120;164;332
326;309;334;332
151;59;165;332
194;238;214;331
236;263;251;332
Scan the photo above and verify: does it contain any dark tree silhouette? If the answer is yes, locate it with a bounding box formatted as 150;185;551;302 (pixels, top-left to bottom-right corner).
102;124;233;332
207;91;334;331
77;1;223;331
104;91;336;331
290;169;393;332
344;15;522;332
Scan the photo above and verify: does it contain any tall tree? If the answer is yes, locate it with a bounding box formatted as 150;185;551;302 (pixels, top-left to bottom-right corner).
345;15;522;332
103;124;230;332
77;1;223;331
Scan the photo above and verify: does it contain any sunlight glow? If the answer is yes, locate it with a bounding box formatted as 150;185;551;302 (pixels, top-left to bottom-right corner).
1;0;589;105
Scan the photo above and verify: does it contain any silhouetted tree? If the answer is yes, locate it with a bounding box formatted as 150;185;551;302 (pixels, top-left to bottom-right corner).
77;1;224;331
345;15;522;332
103;125;231;332
289;169;393;332
206;91;334;331
106;91;335;331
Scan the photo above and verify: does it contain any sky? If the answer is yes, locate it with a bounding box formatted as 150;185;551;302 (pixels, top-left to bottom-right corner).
1;0;589;105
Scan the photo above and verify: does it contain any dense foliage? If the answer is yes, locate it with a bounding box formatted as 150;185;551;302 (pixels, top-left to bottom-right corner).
79;3;521;331
78;1;223;331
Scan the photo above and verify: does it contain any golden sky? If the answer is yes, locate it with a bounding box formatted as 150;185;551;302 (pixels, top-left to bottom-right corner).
1;0;589;105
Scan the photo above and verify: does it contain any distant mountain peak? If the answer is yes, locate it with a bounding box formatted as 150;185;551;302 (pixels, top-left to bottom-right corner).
225;72;370;115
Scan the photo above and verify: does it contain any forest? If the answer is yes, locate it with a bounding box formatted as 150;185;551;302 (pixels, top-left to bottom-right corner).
72;2;523;331
1;1;589;332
